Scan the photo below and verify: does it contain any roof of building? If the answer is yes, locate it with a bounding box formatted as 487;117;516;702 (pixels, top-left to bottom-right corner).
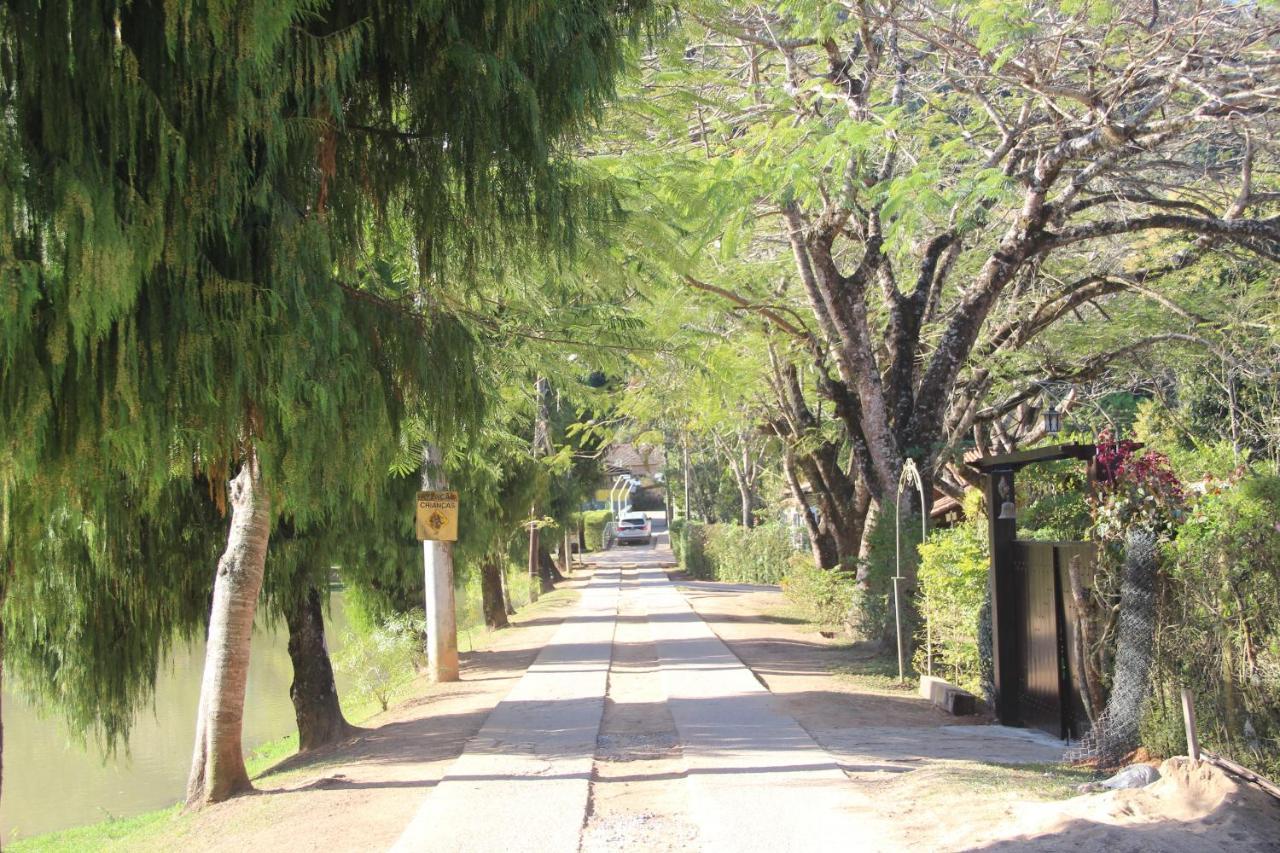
604;443;665;476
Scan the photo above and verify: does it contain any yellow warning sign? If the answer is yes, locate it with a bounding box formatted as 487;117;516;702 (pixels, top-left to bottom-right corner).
415;490;459;541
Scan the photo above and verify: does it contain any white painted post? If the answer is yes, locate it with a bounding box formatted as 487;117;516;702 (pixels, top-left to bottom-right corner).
893;483;905;683
893;459;929;684
683;439;692;521
424;538;460;682
422;445;459;683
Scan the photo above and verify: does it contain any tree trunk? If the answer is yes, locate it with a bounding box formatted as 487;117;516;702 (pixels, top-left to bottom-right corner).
782;449;833;569
856;499;882;579
498;557;516;616
537;546;557;593
284;585;353;752
739;480;756;528
682;439;692;521
186;458;272;807
527;376;551;601
480;554;509;629
557;534;570;576
526;519;540;603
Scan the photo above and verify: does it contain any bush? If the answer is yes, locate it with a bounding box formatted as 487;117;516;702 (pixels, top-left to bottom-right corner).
334;611;426;711
781;555;857;628
579;509;613;551
676;520;713;578
1151;472;1280;777
702;522;795;585
669;518;686;561
846;503;911;642
1017;458;1091;541
674;521;793;584
914;490;989;695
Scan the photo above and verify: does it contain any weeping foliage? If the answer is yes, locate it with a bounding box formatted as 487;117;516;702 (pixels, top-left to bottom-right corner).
2;477;225;748
0;0;654;749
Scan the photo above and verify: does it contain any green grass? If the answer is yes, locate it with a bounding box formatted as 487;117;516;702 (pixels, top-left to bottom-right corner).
765;595;918;694
831;652;919;694
902;760;1096;801
8;806;186;853
243;669;426;781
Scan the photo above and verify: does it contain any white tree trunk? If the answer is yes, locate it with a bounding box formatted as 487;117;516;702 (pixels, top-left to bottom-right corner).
186;457;272;807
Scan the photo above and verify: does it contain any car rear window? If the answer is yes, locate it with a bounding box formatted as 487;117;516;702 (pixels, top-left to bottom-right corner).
619;517;646;527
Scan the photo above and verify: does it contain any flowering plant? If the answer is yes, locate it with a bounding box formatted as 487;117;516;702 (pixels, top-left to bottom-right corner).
1090;429;1186;541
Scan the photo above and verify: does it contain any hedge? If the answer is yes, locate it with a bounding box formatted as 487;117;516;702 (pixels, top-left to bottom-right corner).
579;509;613;551
673;520;792;585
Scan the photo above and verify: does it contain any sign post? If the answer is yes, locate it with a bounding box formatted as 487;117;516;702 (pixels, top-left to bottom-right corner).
416;491;459;542
416;476;460;683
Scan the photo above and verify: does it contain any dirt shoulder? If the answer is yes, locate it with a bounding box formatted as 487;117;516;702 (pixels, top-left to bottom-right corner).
675;573;1280;852
80;581;585;853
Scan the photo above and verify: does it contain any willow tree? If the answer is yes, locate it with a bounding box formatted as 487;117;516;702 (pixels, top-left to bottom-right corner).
1;0;654;805
603;0;1280;645
0;478;227;808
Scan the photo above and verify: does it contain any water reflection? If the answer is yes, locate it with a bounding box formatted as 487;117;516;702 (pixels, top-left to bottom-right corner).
1;597;350;843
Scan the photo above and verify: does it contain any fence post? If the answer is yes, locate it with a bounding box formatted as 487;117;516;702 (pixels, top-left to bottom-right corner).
1181;688;1201;761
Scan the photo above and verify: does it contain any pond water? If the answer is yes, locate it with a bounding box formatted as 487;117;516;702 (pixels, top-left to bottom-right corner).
1;597;351;844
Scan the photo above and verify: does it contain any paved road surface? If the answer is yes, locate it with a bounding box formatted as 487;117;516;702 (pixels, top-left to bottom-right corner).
390;515;889;851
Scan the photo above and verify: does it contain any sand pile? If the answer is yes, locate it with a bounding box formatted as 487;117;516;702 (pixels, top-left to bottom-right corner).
952;758;1280;851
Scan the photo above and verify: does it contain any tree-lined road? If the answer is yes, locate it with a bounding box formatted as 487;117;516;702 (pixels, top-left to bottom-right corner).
391;523;881;852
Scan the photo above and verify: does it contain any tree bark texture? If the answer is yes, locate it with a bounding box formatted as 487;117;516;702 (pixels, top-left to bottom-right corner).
537;545;558;593
739;480;756;528
480;555;509;629
557;533;570;576
499;558;516;616
284;585;353;752
186;458;272;807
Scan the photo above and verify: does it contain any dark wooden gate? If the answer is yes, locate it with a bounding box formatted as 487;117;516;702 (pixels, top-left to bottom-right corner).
1012;542;1063;735
1005;540;1094;740
975;444;1099;742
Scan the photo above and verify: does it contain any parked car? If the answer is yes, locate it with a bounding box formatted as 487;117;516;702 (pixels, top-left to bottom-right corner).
615;511;652;546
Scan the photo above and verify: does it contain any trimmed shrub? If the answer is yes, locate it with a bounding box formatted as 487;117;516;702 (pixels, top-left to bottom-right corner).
913;490;989;695
580;509;613;551
702;522;794;585
669;518;686;562
678;520;713;578
673;521;792;584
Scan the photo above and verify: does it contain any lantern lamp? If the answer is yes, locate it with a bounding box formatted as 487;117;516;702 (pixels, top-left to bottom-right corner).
1044;405;1062;436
